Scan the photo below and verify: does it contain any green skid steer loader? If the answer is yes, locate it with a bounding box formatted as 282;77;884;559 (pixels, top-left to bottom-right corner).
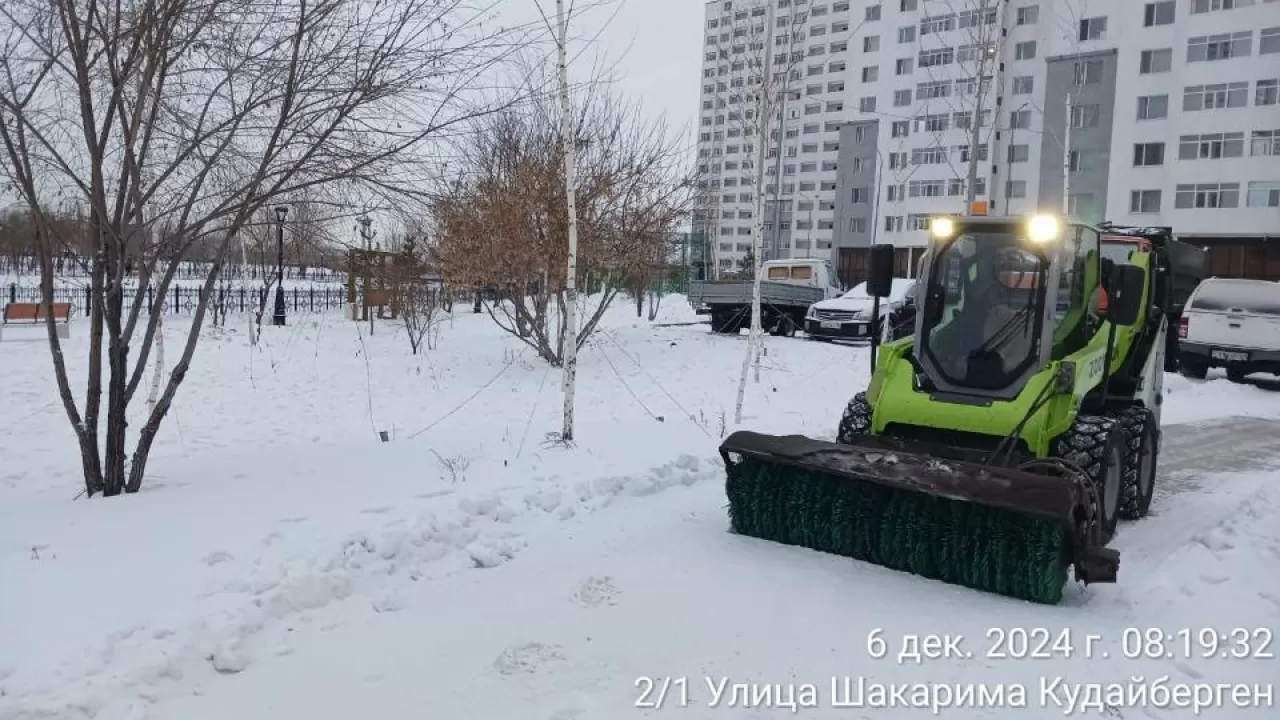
720;214;1202;604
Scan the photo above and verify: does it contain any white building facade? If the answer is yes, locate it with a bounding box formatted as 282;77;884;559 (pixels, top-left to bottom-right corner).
694;0;1280;284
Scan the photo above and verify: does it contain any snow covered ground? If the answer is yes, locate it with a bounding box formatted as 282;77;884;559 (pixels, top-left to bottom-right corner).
2;296;1278;719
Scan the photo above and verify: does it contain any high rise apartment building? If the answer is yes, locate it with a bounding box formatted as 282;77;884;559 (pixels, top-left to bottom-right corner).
694;0;1280;283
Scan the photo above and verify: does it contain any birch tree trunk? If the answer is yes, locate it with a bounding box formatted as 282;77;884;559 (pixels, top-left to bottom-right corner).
555;0;580;443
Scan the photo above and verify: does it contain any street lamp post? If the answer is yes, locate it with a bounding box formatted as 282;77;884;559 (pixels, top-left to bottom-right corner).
272;205;288;326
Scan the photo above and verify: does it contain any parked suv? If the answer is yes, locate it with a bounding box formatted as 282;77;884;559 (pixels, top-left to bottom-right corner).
804;278;917;342
1178;277;1280;382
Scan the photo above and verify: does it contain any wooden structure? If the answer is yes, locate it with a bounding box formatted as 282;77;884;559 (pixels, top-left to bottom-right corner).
345;246;445;321
346;248;400;320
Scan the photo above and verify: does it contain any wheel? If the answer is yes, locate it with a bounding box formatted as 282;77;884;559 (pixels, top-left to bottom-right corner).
1226;367;1248;383
1180;358;1207;379
710;311;738;334
1052;415;1125;542
770;315;797;337
1115;407;1158;520
836;392;872;444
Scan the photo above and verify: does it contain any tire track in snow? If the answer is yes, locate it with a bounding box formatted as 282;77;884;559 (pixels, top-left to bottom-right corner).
1107;416;1280;612
0;455;723;720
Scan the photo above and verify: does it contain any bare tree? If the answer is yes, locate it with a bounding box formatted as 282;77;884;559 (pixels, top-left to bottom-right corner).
548;0;582;443
397;234;444;354
0;0;525;497
432;83;688;369
722;1;818;424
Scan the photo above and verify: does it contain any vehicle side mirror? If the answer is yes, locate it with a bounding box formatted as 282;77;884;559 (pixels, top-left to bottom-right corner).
1108;264;1145;327
866;243;895;297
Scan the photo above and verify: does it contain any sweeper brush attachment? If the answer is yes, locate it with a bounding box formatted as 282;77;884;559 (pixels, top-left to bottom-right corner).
720;431;1119;605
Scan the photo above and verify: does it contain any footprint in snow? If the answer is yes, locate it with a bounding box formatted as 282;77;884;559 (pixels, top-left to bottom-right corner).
571;576;619;607
493;643;565;675
202;551;234;566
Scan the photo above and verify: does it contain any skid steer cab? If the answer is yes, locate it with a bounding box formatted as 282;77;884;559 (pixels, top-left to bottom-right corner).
721;213;1173;604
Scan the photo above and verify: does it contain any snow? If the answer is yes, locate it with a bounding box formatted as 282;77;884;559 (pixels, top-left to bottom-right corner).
2;294;1279;719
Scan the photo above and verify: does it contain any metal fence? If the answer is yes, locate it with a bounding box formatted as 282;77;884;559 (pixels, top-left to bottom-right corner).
0;256;346;283
5;283;352;317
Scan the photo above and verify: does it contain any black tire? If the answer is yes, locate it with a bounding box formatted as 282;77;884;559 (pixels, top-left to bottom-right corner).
710;311;739;334
1180;358;1208;379
836;392;872;444
1116;407;1158;520
1226;367;1248;383
1052;415;1126;542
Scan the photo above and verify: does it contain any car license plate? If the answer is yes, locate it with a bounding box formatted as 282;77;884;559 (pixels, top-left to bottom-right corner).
1211;349;1249;362
820;320;841;329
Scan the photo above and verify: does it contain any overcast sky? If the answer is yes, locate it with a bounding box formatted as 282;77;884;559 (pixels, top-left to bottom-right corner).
493;0;705;148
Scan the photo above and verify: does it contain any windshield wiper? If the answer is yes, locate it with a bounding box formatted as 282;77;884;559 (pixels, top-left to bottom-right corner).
970;294;1036;357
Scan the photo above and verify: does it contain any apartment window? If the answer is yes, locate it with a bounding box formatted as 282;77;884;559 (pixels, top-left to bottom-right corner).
863;36;880;52
919;47;954;67
888;152;908;169
891;120;909;137
1069;193;1097;218
1252;130;1280;156
920;15;956;34
1174;183;1240;208
1006;181;1027;198
828;80;846;93
833;1;850;11
829;61;846;73
850;187;869;203
959;8;998;27
894;89;912;106
898;26;915;43
1258;79;1280;105
866;4;881;21
1008;144;1030;163
1016;5;1038;24
1015;41;1037;60
1010;108;1032;129
1130;190;1162;213
1247;181;1280;207
895;58;913;75
861;66;879;82
1078;17;1107;42
1187;33;1252;62
1070;104;1100;128
900;0;917;10
859;96;877;112
1183;82;1249;111
1262;28;1280;54
917;80;951;99
911;147;948;166
1012;76;1034;94
1133;142;1165;166
1192;0;1257;12
1140;48;1173;73
1073;60;1104;85
908;179;945;197
1144;1;1175;25
884;216;903;232
1137;95;1168;120
1178;132;1246;159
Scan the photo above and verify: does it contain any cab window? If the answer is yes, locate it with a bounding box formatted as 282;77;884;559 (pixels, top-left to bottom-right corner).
790;265;813;279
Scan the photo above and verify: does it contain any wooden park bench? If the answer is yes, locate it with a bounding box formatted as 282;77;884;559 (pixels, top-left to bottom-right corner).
0;302;72;341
